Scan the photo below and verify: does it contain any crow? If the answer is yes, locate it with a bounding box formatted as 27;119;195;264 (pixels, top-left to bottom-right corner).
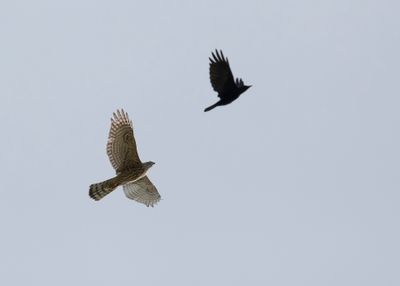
204;50;251;112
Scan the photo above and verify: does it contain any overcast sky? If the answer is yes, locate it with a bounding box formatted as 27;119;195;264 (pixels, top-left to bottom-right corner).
1;0;399;285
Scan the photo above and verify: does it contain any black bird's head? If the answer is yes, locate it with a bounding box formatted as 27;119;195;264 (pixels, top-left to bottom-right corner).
235;78;251;96
239;84;251;95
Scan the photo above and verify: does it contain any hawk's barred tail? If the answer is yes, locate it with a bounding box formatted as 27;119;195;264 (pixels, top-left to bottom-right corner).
89;178;119;201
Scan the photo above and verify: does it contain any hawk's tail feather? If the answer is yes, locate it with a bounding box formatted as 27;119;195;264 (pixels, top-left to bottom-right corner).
89;177;119;201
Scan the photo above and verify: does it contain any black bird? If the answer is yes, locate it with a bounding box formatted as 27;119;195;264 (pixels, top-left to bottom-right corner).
204;50;251;112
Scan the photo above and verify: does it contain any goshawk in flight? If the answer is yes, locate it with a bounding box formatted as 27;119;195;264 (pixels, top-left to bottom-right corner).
89;109;160;207
204;49;251;112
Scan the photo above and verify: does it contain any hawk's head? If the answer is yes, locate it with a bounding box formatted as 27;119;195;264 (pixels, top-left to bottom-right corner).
143;161;155;170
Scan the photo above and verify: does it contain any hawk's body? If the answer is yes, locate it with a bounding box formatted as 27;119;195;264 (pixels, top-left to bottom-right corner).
89;109;160;207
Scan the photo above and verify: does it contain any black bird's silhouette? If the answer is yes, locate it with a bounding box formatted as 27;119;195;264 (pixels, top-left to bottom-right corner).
204;50;251;112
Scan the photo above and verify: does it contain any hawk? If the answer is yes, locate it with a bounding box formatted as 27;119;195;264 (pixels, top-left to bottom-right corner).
204;49;251;112
89;109;160;207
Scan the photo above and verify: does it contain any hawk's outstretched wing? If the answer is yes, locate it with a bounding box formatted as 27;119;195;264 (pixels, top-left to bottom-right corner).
107;109;142;173
123;176;161;207
209;50;236;96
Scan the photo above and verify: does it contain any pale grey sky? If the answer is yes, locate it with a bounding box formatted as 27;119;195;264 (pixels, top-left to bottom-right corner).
1;0;399;285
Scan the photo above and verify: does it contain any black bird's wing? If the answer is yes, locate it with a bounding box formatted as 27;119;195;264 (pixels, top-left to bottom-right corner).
209;50;236;97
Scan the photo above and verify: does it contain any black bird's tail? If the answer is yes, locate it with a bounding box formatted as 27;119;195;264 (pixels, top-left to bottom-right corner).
204;102;220;112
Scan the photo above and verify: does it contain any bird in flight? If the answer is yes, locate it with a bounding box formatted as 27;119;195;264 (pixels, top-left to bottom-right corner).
204;49;251;112
89;109;160;207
